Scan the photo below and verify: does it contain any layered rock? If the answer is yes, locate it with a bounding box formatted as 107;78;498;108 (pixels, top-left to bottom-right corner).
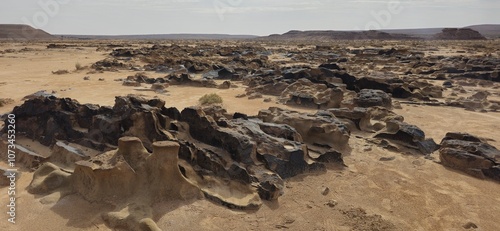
4;95;346;204
279;78;343;109
258;107;350;152
439;133;500;181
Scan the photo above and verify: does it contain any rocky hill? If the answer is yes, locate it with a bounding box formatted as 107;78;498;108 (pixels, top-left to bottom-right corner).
262;26;493;41
465;24;500;38
433;28;486;40
263;30;418;40
0;24;55;40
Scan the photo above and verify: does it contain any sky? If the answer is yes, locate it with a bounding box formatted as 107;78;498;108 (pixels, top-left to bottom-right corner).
1;0;499;36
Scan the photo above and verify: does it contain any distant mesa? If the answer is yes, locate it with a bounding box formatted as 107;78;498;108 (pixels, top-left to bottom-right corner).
0;24;55;40
1;23;498;41
433;28;487;40
261;27;491;41
263;30;418;40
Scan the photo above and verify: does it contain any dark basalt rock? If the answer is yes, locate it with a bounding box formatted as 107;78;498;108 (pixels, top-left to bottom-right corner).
355;77;413;99
318;63;341;70
168;73;218;88
374;120;438;155
4;95;346;202
354;89;392;109
439;132;500;181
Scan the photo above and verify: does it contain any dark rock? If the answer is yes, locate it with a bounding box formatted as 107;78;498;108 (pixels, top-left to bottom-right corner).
439;132;500;180
354;89;392;109
318;63;341;70
168;74;217;88
374;120;438;155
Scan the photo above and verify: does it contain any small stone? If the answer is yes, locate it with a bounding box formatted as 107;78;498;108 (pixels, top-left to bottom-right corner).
83;76;90;80
321;186;330;196
235;93;246;98
462;222;478;229
393;101;402;109
264;98;272;102
248;93;263;99
98;78;105;81
379;156;396;161
325;200;338;208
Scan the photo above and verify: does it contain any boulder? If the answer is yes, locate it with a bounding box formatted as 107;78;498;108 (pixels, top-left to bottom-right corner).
279;78;343;109
354;89;392;109
374;120;438;155
168;73;217;88
439;132;500;181
258;107;350;152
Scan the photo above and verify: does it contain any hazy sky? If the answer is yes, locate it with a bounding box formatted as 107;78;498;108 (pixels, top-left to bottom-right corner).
1;0;499;35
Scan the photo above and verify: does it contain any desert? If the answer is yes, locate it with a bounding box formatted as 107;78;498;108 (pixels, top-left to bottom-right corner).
1;23;500;231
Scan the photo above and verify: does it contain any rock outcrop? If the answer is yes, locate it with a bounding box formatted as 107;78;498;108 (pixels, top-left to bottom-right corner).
439;132;500;181
5;95;347;205
279;78;343;109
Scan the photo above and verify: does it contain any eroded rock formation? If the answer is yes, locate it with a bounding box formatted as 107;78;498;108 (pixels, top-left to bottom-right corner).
439;132;500;181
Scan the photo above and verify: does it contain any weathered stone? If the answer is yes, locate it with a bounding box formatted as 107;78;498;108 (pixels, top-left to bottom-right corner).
354;89;392;109
439;132;500;181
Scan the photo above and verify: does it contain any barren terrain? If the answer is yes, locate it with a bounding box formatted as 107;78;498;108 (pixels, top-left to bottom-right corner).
0;40;499;231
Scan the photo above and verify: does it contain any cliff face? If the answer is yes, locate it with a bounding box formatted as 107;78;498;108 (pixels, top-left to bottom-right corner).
433;28;487;40
0;24;55;40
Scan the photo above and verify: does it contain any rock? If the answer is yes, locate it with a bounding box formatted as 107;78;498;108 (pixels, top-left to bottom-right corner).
123;80;141;87
328;107;402;133
28;163;71;194
321;186;330;195
72;137;201;202
246;81;289;96
439;132;500;180
318;63;341;70
248;92;263;99
279;78;343;109
379;156;395;161
420;85;443;98
52;69;69;75
325;199;338;208
258;107;350;152
354;89;392;109
4;94;174;151
463;222;478;229
374;120;438;155
168;73;217;88
151;83;167;92
443;81;453;88
83;76;90;80
355;77;413;99
203;66;237;80
180;106;321;180
218;80;231;89
92;58;127;71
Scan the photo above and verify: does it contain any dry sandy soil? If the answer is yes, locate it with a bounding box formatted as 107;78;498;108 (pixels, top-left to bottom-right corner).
0;41;499;231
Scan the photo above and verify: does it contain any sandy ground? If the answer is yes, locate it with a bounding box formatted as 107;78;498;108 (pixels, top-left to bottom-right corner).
0;42;499;231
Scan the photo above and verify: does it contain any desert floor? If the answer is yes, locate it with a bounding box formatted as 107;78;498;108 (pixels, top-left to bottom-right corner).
0;41;499;231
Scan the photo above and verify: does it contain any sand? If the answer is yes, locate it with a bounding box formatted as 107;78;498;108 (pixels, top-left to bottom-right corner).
0;41;499;231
